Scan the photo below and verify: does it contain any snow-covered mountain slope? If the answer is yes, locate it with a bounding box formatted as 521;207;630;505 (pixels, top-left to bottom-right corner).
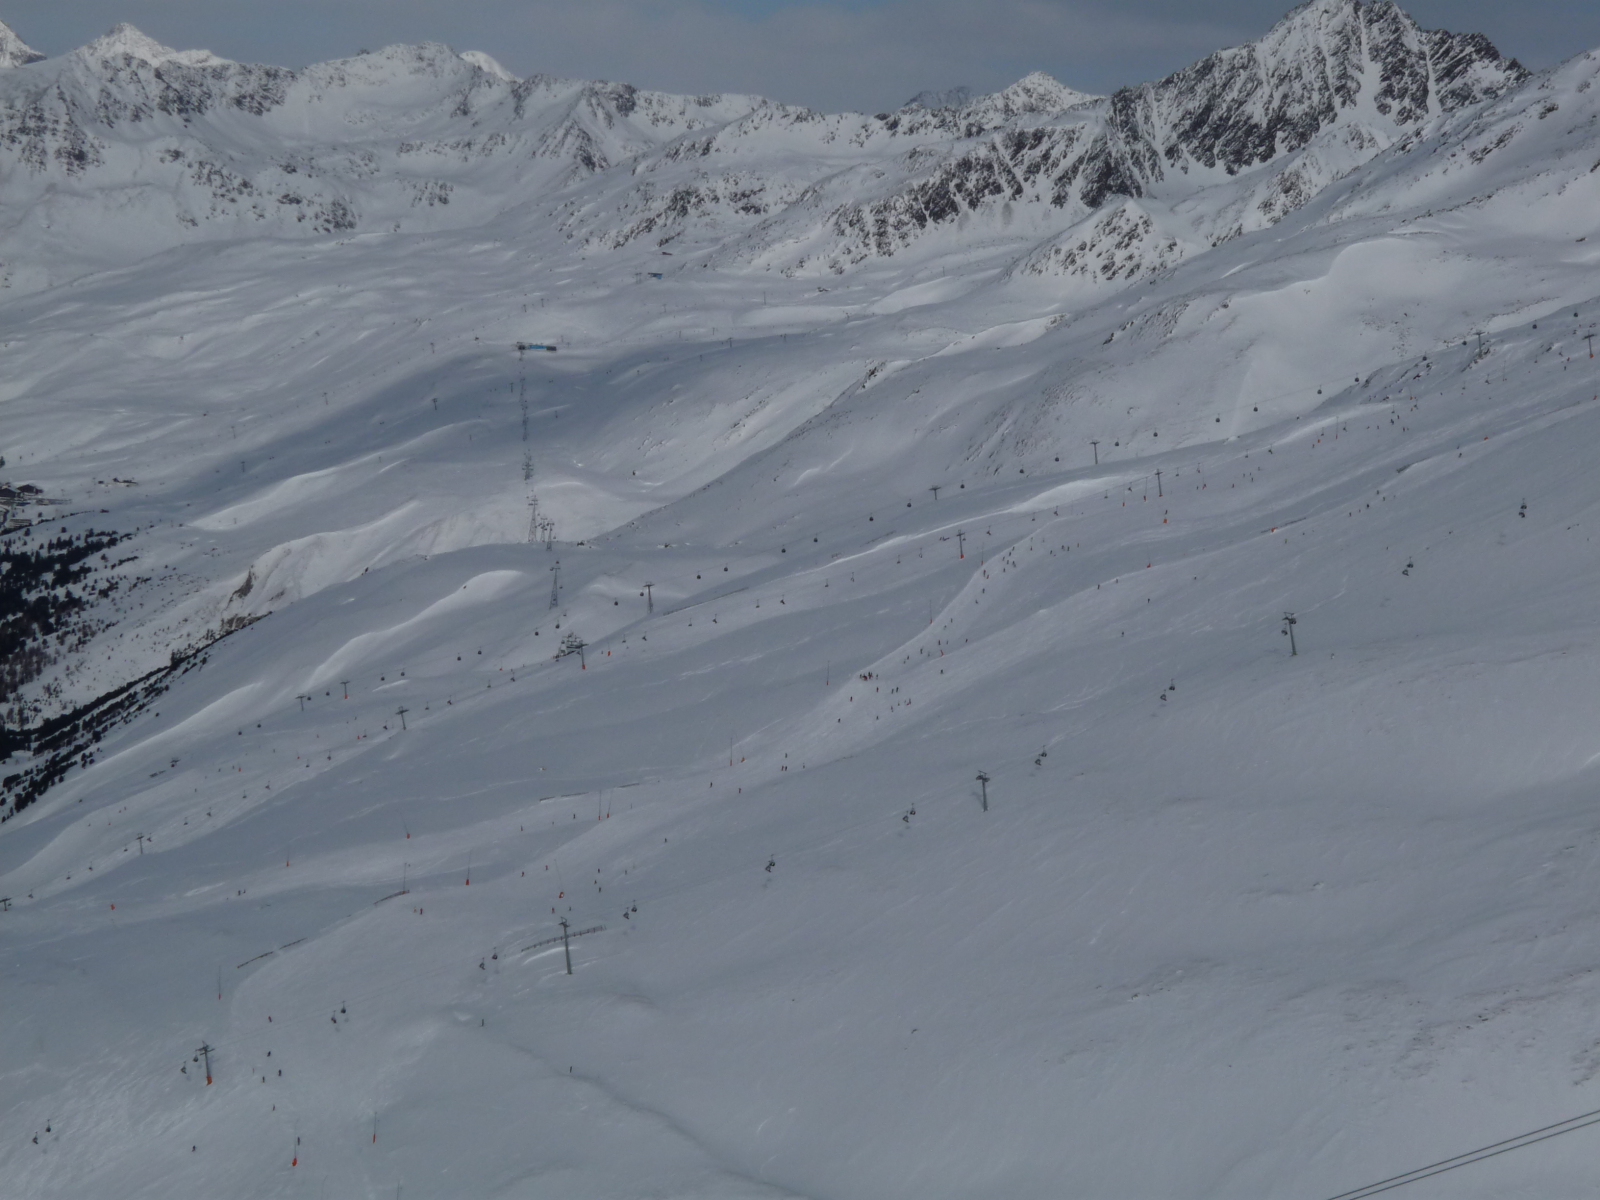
0;22;773;287
0;0;1526;289
5;7;1600;1200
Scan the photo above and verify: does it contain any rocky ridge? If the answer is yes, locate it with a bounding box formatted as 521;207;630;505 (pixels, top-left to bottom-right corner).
0;0;1531;289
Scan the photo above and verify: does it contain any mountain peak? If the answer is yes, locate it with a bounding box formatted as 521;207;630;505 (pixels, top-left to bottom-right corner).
904;73;1098;123
79;23;223;68
965;71;1100;123
998;71;1098;110
459;50;516;82
1110;0;1528;182
0;18;44;68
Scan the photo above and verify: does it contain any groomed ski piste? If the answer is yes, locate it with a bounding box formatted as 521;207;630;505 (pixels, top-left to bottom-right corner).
4;4;1600;1197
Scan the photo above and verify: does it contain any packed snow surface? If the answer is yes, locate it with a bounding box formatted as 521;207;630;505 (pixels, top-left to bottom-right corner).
4;5;1600;1198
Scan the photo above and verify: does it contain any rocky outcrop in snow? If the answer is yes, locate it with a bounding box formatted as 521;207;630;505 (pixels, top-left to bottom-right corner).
1009;200;1200;286
0;2;1534;290
815;0;1525;269
0;19;42;69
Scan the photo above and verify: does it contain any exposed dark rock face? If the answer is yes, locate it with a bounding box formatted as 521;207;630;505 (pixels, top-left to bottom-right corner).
0;19;42;69
0;3;1533;277
830;0;1526;261
1111;0;1526;181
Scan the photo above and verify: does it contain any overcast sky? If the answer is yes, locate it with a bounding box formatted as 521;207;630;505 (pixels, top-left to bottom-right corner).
4;0;1596;112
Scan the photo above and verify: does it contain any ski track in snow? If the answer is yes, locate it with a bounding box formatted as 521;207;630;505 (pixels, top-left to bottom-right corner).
3;8;1600;1200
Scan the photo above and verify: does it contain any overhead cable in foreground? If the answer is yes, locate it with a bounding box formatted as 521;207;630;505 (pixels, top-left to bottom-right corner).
1318;1104;1600;1200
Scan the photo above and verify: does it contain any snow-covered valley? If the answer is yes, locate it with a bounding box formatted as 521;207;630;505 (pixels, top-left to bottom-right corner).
5;2;1600;1196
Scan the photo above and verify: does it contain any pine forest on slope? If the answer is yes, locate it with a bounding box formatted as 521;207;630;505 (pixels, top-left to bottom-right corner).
4;2;1600;1197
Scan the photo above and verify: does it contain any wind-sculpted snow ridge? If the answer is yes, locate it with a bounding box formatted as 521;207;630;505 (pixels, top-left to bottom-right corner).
5;6;1600;1200
0;0;1525;290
